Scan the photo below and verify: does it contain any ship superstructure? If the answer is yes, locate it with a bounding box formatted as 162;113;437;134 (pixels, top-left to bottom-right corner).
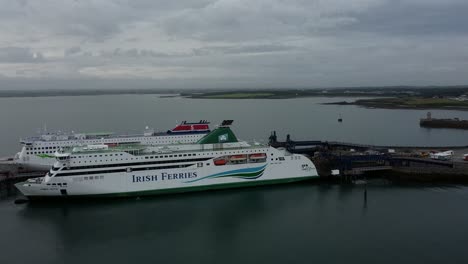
15;121;318;199
15;121;210;170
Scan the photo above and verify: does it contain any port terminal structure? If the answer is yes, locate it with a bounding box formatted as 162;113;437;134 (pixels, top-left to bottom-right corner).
268;131;468;183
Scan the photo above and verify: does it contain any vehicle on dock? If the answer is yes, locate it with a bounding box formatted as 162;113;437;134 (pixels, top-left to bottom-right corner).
15;120;318;200
464;154;468;161
430;150;454;161
14;120;211;171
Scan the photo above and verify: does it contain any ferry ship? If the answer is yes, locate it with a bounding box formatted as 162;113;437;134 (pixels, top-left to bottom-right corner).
15;121;318;199
14;121;210;171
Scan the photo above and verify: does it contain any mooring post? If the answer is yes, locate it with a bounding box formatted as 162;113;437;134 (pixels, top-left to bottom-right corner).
364;179;368;205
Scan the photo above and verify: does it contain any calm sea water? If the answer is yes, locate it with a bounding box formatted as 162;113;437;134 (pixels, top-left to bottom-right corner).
1;95;468;264
1;183;468;264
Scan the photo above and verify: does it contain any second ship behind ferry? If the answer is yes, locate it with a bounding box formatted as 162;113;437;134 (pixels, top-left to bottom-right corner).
14;120;210;171
15;120;318;199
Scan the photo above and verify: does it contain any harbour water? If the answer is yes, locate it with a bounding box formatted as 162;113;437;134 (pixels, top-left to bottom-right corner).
1;95;468;263
2;182;468;264
2;95;468;157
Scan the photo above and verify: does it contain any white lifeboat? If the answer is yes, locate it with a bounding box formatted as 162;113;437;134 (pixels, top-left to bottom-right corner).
83;144;109;151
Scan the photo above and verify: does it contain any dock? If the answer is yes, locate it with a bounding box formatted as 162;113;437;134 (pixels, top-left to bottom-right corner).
0;159;45;183
269;131;468;183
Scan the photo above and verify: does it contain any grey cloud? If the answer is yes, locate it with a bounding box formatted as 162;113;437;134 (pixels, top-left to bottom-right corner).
1;0;468;87
99;48;175;58
160;0;382;41
0;0;214;41
193;44;296;56
345;1;468;36
65;46;82;56
0;47;44;63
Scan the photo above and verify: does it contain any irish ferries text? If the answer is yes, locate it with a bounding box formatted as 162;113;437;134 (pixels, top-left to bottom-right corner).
132;172;198;183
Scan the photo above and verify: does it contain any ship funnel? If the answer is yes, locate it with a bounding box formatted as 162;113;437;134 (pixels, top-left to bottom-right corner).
220;120;234;127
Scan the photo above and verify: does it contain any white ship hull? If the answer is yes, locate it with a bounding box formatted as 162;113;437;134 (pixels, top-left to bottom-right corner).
15;122;318;199
15;133;206;171
16;151;317;199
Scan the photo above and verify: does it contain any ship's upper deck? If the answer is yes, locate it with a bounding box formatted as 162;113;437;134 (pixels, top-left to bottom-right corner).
54;120;260;159
20;121;211;144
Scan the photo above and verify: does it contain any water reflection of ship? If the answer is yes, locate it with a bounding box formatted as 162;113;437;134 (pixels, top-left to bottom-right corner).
16;185;316;250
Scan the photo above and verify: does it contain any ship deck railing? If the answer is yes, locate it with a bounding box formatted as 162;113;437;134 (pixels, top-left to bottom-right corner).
66;142;269;156
19;130;208;143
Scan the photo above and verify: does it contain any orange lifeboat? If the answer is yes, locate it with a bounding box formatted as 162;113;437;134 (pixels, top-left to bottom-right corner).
214;159;227;166
249;153;267;160
230;155;247;161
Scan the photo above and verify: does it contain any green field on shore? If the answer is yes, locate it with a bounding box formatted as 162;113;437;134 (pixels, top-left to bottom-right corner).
200;92;276;99
354;97;468;109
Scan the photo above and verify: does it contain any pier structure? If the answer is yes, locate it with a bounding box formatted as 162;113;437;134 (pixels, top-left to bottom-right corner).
269;131;468;182
0;159;44;183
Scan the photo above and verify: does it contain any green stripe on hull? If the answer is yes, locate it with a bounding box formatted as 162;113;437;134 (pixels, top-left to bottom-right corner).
26;176;317;200
185;167;266;183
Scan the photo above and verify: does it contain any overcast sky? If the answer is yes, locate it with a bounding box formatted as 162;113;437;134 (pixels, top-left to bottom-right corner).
1;0;468;90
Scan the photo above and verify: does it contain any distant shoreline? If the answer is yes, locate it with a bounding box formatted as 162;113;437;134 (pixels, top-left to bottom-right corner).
325;97;468;111
0;90;180;98
2;86;468;99
183;86;468;100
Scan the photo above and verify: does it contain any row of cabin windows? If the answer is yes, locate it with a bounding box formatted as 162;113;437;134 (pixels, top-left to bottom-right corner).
53;157;211;171
198;149;269;155
28;151;54;154
29;149;269;158
83;175;105;180
72;150;266;162
144;153;194;159
31;138;196;149
76;153;125;158
72;154;196;163
46;182;68;186
28;146;268;157
71;156;199;164
71;149;264;160
70;149;268;160
74;158;135;164
69;155;270;166
32;134;202;147
27;146;59;150
55;164;192;177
